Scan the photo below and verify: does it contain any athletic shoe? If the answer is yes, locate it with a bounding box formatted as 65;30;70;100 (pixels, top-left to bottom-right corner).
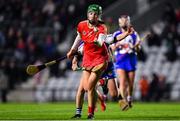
71;114;81;119
128;101;133;108
118;99;129;111
87;114;94;120
99;95;106;111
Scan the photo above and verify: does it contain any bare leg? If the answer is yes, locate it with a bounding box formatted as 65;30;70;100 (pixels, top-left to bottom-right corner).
116;69;129;111
71;56;84;118
127;71;135;107
107;78;118;100
96;89;106;111
117;69;127;100
127;71;135;97
76;78;85;109
71;71;87;119
87;72;101;114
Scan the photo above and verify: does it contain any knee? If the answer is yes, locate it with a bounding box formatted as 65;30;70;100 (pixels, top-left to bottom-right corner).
87;86;94;92
87;85;96;94
110;90;118;98
83;84;88;91
77;89;85;97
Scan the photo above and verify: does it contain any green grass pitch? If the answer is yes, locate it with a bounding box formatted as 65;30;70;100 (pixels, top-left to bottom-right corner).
0;102;180;120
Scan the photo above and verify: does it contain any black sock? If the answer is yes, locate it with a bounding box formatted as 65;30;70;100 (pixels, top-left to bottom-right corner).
112;96;119;102
117;95;123;100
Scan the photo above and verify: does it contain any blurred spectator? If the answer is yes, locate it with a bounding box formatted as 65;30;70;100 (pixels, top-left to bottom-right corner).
147;28;161;47
25;35;37;63
0;32;5;47
0;60;9;103
0;0;117;92
176;8;180;22
148;73;172;102
104;17;117;34
139;75;149;101
160;2;179;62
6;59;18;89
43;35;56;58
0;67;8;103
162;23;178;62
148;73;159;101
156;74;167;101
5;27;17;49
162;2;177;25
42;0;56;16
137;47;147;62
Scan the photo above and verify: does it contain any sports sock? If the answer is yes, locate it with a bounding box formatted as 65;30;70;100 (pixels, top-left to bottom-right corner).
88;106;94;115
127;96;132;102
76;108;82;115
117;94;123;100
112;96;119;102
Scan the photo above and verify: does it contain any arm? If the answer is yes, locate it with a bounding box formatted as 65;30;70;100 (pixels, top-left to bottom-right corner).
105;26;134;44
72;54;83;71
67;33;81;59
71;33;82;50
97;32;130;45
72;55;79;71
115;26;134;41
134;32;141;52
94;33;106;46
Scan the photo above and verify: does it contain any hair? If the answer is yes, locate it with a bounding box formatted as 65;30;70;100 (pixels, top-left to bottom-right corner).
119;15;131;25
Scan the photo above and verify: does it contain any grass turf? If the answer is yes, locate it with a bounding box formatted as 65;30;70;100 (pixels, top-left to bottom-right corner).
0;102;180;120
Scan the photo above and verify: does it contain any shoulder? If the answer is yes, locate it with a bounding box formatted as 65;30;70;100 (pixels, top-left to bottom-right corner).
99;23;107;29
78;20;88;26
132;31;140;38
98;23;107;33
100;23;107;28
77;20;88;32
133;31;139;36
113;30;122;37
131;31;140;40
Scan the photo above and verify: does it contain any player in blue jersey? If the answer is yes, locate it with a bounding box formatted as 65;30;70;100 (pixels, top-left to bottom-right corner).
112;15;141;111
97;45;118;101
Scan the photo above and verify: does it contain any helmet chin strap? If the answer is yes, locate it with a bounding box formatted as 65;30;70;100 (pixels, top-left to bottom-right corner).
88;20;98;25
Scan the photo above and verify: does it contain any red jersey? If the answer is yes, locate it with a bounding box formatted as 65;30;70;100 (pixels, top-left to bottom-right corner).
77;20;108;68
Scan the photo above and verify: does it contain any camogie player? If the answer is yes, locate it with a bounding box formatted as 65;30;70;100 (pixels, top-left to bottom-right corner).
67;4;109;119
70;23;134;119
112;15;141;111
70;42;107;119
67;4;134;119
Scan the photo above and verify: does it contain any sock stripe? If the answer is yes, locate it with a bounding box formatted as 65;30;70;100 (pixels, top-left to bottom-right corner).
76;108;82;115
